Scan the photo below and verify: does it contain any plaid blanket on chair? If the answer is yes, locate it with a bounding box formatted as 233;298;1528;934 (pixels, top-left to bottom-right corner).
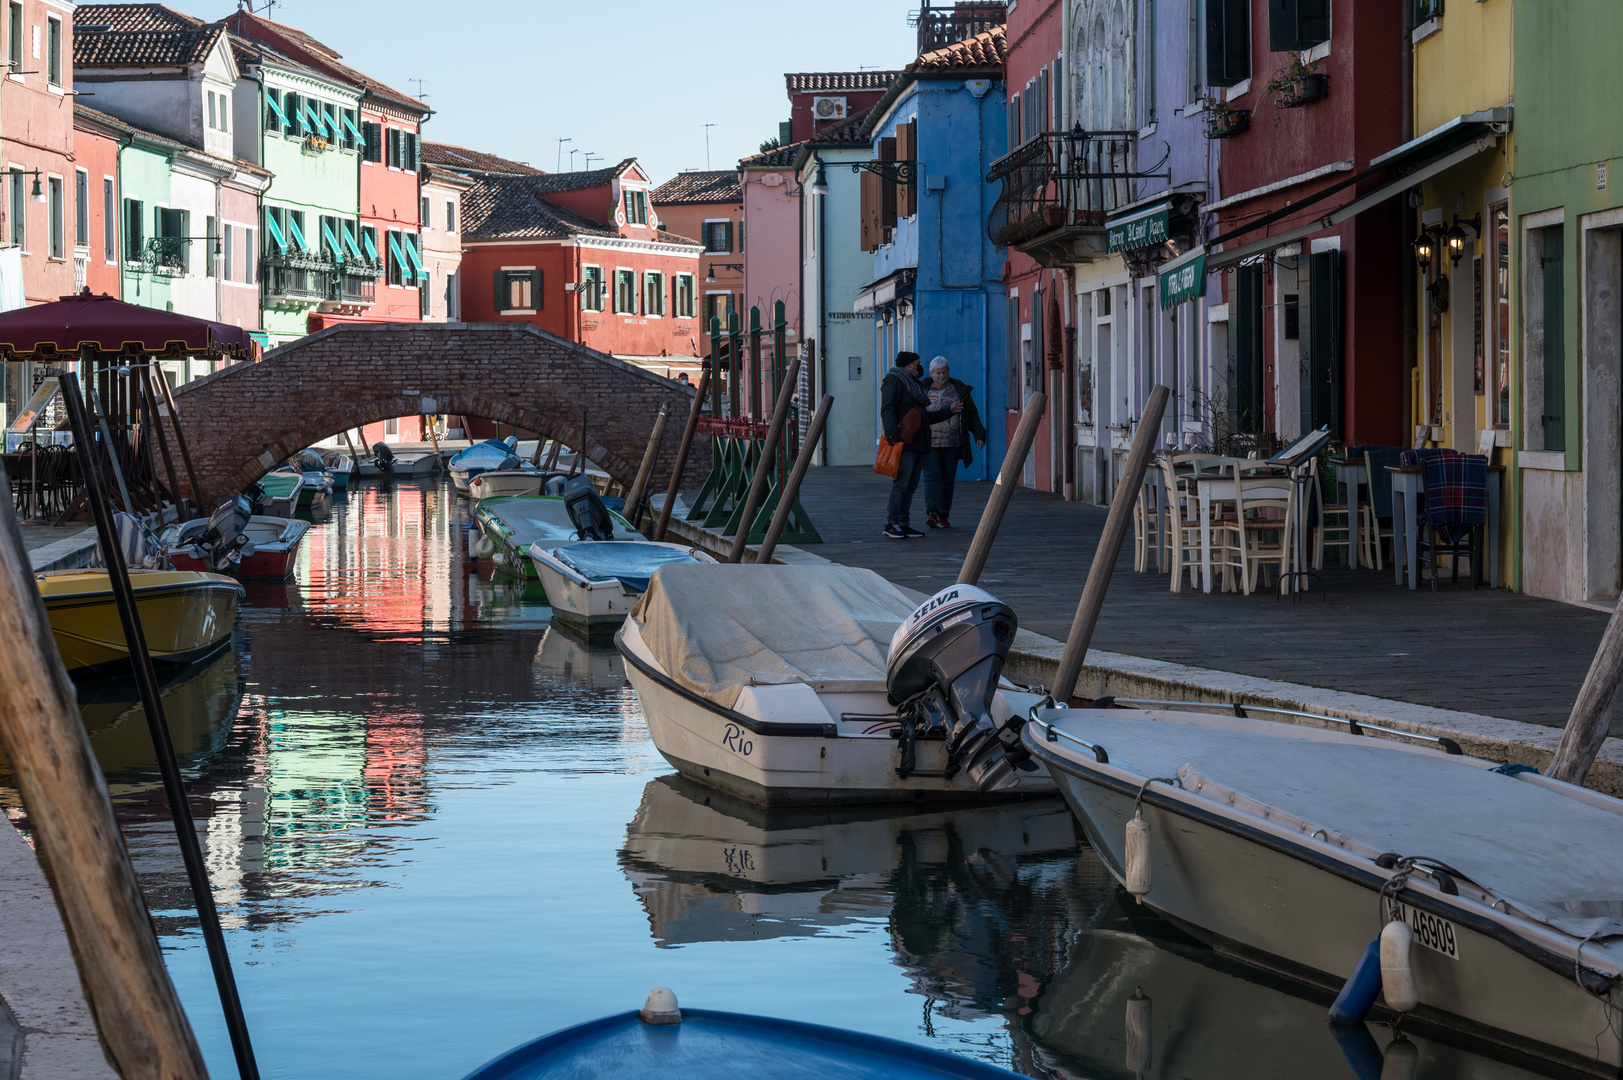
1401;448;1487;540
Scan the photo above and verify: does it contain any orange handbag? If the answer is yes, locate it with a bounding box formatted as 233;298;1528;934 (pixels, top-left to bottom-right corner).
874;436;904;478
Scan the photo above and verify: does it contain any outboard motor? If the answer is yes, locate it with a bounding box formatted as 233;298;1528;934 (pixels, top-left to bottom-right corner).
541;472;568;497
196;496;253;573
372;441;396;474
496;454;522;471
563;474;615;541
886;584;1034;792
244;481;268;517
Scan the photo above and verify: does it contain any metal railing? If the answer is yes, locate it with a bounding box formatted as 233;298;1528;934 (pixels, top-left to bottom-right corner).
261;252;329;302
911;0;1005;54
985;130;1146;248
331;262;380;306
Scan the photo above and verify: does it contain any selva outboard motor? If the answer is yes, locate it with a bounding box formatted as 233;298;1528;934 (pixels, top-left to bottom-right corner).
198;496;253;573
371;441;396;473
563;474;615;541
886;584;1034;792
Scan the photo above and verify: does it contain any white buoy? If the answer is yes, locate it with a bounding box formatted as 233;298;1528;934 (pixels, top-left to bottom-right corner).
1381;1037;1419;1080
1123;990;1151;1073
640;986;682;1025
1380;919;1418;1012
1125;810;1152;896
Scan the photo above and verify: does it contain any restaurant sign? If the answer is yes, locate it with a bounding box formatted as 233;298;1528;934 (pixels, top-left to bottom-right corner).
1159;248;1206;309
1106;203;1170;254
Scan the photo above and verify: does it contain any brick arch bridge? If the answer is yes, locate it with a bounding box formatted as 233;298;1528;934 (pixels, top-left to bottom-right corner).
172;322;699;502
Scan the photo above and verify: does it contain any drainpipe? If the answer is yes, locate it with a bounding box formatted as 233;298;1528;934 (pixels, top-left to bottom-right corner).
1400;1;1416;441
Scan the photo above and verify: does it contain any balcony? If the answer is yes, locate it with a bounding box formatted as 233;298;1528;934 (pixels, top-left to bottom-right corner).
986;130;1165;267
329;261;381;310
128;236;188;276
910;1;1005;54
262;252;332;305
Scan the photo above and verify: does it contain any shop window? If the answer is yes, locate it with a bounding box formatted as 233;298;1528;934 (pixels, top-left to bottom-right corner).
1205;0;1250;88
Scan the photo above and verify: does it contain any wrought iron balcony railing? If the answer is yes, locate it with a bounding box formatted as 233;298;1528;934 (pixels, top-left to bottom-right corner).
986;130;1166;249
261;252;330;302
911;1;1005;54
331;261;381;306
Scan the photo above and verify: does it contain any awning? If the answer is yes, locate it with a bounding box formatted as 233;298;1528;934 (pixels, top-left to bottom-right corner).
1202;108;1510;275
265;94;290;128
341;220;362;260
343;113;363;143
1159;249;1206;309
321;219;341;257
1107;199;1172;254
852;268;915;313
264;212;287;252
363;229;379;260
387;232;406;272
286;214;308;251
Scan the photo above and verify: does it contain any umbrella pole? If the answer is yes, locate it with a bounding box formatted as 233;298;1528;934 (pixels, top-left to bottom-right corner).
152;366;203;516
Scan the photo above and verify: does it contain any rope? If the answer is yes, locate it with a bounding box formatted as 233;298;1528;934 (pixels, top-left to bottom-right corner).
1133;776;1180;814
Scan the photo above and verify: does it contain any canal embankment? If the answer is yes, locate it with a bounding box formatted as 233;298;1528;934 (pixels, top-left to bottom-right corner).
662;466;1623;796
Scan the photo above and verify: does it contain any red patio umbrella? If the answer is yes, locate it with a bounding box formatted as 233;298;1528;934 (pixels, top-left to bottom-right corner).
0;289;258;361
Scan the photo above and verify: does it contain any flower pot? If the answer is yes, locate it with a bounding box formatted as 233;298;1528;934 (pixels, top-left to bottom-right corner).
1277;73;1329;108
1204;109;1251;139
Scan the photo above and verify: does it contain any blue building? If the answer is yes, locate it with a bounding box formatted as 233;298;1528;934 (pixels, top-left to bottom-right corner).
854;27;1009;481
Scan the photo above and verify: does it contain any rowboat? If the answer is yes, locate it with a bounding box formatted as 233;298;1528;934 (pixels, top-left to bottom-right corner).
357;444;438;477
37;569;242;674
462;991;1022;1080
472;495;642;584
449;438;520;495
167;514;309;580
530;542;710;637
468;468;564;502
1022;704;1623;1074
315;447;354;490
254;472;302;517
616;565;1052;806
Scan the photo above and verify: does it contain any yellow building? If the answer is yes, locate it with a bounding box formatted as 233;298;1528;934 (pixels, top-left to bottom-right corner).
1408;0;1514;570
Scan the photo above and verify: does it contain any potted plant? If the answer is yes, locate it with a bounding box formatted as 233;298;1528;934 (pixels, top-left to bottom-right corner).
1203;98;1251;139
1266;58;1329;109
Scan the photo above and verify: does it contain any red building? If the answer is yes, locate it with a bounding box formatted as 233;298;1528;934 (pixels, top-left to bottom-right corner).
784;71;897;144
437;148;704;381
1203;0;1406;445
71;108;122;299
650;169;743;363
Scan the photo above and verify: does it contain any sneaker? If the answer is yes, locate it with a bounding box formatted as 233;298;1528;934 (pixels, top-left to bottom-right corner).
926;512;943;529
939;517;951;528
900;525;926;538
882;523;907;539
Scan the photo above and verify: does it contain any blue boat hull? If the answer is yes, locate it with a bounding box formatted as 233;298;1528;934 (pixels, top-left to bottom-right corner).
463;1008;1021;1080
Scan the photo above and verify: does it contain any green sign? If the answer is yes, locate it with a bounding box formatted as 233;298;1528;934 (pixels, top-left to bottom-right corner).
1106;206;1170;253
1159;250;1206;309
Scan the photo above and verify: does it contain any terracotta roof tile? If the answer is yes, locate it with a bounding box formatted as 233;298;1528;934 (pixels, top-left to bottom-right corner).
908;24;1005;72
739;142;805;169
784;71;901;94
650;170;742;205
461;175;617;241
74;4;223;67
808;107;873;145
421;141;545;176
74;4;202;32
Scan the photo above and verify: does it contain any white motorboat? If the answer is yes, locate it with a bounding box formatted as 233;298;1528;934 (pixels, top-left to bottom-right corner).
473;493;644;584
616;564;1053;807
165;511;308;579
357;443;438;477
531;541;713;637
449;437;519;495
1022;704;1623;1074
469;467;564;502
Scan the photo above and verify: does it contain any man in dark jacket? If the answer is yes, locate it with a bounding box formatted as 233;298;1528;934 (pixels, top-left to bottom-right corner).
880;351;960;538
921;356;987;528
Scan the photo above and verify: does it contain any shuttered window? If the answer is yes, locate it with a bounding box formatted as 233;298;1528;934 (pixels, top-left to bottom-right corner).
895;121;917;219
1540;226;1565;450
674;273;696;318
858;168;881;252
1228;265;1264;432
1007;92;1021;151
705;220;733;253
386;128;401;168
1268;0;1329;52
1205;0;1251;88
1005;293;1021;406
495;268;541;312
1301;250;1341;436
614;269;637;314
643;271;665;315
580;265;605;311
362;122;382;163
878;136;897;236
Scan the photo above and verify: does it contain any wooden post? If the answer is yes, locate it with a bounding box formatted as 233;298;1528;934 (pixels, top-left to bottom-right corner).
623;404;671;530
134;364;178;513
151;364;205;514
89;385;135;514
0;470;210;1080
529;430;545;467
339;426;360;466
958;391;1047;586
1549;601;1623;784
1051;385;1169;704
423;413;441;465
655;367;710;541
569;410;588;478
756;394;832;565
140;369;186;519
727;355;801;563
544;436;564;470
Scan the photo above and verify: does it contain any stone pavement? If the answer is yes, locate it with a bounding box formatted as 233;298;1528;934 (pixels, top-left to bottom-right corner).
697;466;1611;733
18;523;97;572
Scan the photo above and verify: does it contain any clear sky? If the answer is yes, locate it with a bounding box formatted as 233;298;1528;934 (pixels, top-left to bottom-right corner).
195;0;922;183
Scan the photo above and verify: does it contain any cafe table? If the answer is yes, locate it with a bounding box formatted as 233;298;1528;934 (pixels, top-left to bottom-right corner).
1331;456;1368;569
1388;464;1503;590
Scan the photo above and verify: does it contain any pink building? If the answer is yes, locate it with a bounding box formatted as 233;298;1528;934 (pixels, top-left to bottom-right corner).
736;142;804;415
2;0;77;306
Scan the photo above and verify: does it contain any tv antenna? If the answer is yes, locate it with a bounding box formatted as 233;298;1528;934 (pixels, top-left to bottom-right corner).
236;0;279;14
409;78;429;100
556;137;572;172
704;123;716;170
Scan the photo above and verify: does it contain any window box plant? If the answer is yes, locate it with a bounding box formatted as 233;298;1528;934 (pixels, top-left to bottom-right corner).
1203;100;1250;140
1267;59;1329;109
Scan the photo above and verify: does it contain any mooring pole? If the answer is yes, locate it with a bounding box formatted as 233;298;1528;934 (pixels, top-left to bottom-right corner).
569;410;588;478
727;355;801;564
61;373;262;1080
655;367;710;542
1051;385;1169;704
138;367;186;520
0;463;209;1080
89;385;135;513
755;393;832;565
1550;601;1623;785
959;391;1047;587
151;364;205;516
623;404;671;531
424;412;441;465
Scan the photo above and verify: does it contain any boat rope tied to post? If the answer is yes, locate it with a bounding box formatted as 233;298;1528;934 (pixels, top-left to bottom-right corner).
1125;776;1178;897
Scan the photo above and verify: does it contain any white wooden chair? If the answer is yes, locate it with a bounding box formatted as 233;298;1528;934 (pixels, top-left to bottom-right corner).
1216;462;1296;596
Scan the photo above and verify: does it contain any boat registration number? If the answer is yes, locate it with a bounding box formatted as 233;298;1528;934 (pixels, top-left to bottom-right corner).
1387;901;1460;960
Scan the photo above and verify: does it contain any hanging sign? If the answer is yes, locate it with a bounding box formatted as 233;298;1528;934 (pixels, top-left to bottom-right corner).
1159;248;1206;309
1106;203;1171;254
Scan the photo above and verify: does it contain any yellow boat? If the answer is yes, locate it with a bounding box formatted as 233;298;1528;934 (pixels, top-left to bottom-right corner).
36;570;244;674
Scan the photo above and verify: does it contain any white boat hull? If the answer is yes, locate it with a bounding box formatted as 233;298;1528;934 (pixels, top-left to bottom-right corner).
1024;712;1623;1074
358;452;437;477
617;618;1054;807
530;542;702;637
470;471;548;502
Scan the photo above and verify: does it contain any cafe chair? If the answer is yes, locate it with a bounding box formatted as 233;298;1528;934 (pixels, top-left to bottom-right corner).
1408;448;1488;590
1133;468;1166;573
1216;462;1296;596
1307;456;1354;570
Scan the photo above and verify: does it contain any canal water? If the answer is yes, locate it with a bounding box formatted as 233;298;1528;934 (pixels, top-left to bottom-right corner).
3;478;1555;1079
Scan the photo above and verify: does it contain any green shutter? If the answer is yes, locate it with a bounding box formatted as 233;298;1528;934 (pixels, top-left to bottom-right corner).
1268;0;1296;51
263;209;286;251
1305;250;1341;436
495;269;507;312
1298;0;1329;46
723;221;734;252
1206;0;1250;88
1231;265;1264;432
341;220;361;259
1542;226;1565;451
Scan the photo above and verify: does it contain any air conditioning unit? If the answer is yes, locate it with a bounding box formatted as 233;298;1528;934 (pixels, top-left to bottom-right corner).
812;96;847;121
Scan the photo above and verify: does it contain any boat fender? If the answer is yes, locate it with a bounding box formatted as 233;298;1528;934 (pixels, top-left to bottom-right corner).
639;986;681;1026
493;552;507;565
1379;919;1419;1013
1327;939;1383;1024
1125;811;1152;896
1381;1038;1419;1080
1123;990;1151;1073
472;536;494;559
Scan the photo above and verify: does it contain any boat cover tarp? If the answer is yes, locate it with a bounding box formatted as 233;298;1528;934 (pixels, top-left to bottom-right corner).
631;564;918;707
483;498;643;548
1059;713;1623;942
451;440;516;469
555;542;702;593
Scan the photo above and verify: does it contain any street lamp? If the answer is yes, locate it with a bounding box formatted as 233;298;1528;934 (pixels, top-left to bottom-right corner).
810;165;829;196
706;264;715;283
1413;231;1434;270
